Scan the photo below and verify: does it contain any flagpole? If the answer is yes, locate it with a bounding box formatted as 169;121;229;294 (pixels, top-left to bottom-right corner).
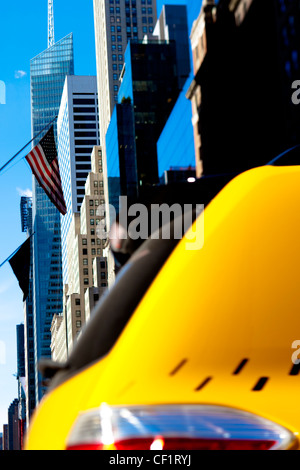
0;115;58;174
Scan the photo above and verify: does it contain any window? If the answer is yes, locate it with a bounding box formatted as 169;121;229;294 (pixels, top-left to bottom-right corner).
84;279;89;286
75;299;80;306
82;238;87;245
83;249;88;255
76;310;81;317
76;320;82;327
90;219;95;225
83;259;88;265
91;248;96;255
89;200;94;206
83;268;88;275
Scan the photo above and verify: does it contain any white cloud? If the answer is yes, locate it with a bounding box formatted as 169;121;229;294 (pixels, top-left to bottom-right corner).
15;70;27;79
16;187;32;197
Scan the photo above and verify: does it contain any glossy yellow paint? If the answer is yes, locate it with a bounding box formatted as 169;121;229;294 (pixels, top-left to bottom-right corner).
25;166;300;450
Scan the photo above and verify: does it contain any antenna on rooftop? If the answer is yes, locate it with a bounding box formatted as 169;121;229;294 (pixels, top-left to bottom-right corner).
48;0;55;48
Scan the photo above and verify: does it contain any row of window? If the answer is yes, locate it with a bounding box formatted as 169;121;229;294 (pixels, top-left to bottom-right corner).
110;0;152;4
83;238;103;246
82;248;103;257
110;6;152;14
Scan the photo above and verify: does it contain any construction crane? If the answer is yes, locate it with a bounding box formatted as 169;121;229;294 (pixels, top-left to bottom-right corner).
48;0;55;48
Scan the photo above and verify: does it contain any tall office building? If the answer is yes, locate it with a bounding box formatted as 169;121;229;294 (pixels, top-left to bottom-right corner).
20;197;36;423
93;0;157;284
30;32;74;403
106;38;180;207
51;147;108;360
187;0;300;176
7;399;20;450
156;0;202;180
57;75;100;285
16;324;26;449
93;0;157;142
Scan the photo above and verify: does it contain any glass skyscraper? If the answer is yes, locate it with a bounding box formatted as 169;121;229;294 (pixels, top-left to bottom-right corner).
30;33;74;402
157;1;202;178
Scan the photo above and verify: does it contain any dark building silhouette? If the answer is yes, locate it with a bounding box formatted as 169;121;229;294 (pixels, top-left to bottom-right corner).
106;38;181;208
187;0;300;177
7;399;20;450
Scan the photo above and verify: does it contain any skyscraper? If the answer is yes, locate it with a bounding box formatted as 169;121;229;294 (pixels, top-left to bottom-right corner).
20;195;36;424
57;75;100;286
30;31;74;402
93;0;157;143
106;37;180;207
93;0;157;283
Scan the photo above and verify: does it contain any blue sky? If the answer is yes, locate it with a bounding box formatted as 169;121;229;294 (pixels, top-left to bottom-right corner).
0;0;197;431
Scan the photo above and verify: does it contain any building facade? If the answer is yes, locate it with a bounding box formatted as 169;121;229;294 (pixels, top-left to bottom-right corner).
106;37;180;211
16;324;26;449
93;0;158;284
187;0;300;177
57;75;100;286
30;32;74;402
93;0;157;142
51;147;108;360
155;0;202;181
7;399;20;450
20;197;36;423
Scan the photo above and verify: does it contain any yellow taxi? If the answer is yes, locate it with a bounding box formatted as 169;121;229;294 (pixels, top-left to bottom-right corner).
25;163;300;450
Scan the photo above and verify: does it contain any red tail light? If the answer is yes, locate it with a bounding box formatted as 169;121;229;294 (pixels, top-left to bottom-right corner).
66;404;297;451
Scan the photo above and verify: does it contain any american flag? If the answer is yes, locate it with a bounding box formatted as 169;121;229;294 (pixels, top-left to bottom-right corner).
25;126;67;215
